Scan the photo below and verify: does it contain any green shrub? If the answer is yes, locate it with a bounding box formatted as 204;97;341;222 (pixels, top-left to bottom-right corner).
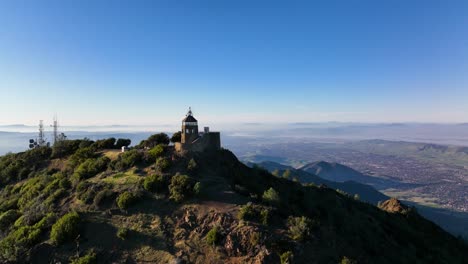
169;174;193;202
72;157;110;181
51;139;84;158
238;204;258;221
59;178;72;189
287;216;312;242
13;215;26;228
205;226;220;246
117;227;129;240
45;188;66;205
280;251;293;264
0;210;21;231
93;189;114;208
76;181;96;204
0;213;55;261
156;157;170;172
143;174;166;193
0;226;41;261
18;182;53;225
340;256;357;264
78;189;96;204
187;158;197;171
170;131;181;143
78;138;95;149
93;138;116;150
272;169;280;177
0;197;19;212
238;204;270;225
0;146;51;184
193;182;202;196
147;145;165;162
42;178;60;196
116;191;137;210
262;187;280;206
17;175;48;210
260;209;270;225
71;250;97;264
50;212;80;245
10;226;42;246
69;147;96;168
76;181;89;193
115;138;131;149
33;213;56;230
21;199;52;225
114;150;143;170
282;169;291;179
140;133;170;148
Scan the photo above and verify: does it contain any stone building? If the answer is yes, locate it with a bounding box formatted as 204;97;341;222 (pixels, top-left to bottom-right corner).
175;108;221;152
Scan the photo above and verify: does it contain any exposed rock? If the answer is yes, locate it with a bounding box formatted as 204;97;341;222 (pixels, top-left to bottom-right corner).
378;198;411;214
182;208;197;228
253;247;278;264
224;225;262;257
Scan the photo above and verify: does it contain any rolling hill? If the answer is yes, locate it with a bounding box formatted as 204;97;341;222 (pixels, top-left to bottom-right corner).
250;161;389;205
299;161;404;190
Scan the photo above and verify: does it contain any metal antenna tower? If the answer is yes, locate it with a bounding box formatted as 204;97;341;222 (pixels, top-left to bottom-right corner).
52;115;58;145
38;120;46;146
29;119;51;149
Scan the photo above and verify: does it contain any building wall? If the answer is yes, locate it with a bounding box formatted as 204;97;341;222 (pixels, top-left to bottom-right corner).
174;142;183;152
181;124;199;144
175;132;221;152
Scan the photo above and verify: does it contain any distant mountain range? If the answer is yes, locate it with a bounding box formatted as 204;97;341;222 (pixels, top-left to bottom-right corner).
299;160;408;190
248;161;388;205
0;124;28;127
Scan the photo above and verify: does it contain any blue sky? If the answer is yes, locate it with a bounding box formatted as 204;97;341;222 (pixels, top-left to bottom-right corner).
0;0;467;126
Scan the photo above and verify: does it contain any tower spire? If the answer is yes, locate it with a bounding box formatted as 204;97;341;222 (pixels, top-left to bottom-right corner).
187;107;193;116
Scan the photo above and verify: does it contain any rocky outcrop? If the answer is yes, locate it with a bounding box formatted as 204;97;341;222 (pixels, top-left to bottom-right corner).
173;207;281;263
378;198;411;214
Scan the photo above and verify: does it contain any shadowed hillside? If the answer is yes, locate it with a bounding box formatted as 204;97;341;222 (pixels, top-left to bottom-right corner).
300;161;407;190
0;136;466;263
248;161;389;205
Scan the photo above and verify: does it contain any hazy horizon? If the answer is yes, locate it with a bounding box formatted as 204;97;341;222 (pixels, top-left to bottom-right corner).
2;121;468;156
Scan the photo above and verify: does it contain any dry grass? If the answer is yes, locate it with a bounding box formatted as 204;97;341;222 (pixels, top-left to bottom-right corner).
132;246;173;263
102;150;122;161
101;171;143;186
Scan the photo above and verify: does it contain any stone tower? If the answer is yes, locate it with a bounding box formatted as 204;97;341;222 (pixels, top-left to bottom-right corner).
181;107;199;144
175;107;221;152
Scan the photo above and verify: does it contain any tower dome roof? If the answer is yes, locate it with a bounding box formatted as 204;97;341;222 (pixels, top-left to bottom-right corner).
182;107;198;123
183;115;197;122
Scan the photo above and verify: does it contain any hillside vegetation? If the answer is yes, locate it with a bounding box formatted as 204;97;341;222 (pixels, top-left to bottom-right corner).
0;135;466;263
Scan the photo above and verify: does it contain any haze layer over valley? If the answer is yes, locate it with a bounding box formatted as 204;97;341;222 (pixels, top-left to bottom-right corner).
2;122;467;212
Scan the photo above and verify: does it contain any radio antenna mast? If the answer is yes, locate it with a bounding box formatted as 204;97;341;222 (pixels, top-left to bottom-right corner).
52;115;58;145
29;119;51;149
38;120;46;146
